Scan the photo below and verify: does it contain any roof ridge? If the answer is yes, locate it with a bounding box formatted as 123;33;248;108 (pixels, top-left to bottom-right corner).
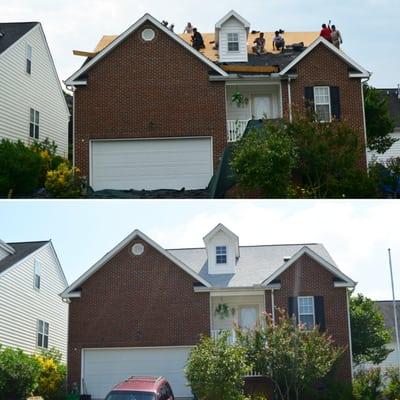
7;240;50;245
167;243;321;251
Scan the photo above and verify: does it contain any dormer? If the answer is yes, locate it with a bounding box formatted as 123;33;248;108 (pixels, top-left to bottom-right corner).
215;10;250;63
203;224;240;274
0;239;15;262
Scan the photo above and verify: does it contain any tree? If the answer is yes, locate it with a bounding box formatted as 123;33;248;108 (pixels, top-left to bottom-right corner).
231;121;297;197
236;310;343;400
350;293;392;365
364;85;396;153
185;332;251;400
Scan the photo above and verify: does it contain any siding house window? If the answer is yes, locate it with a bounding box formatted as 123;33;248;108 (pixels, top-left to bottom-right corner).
37;320;49;348
313;86;331;122
216;246;227;264
298;296;315;329
29;108;40;139
34;260;41;290
227;33;239;52
26;44;32;74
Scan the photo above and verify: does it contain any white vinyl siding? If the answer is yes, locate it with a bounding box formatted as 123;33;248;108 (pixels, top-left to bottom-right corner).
219;17;248;62
313;86;331;122
0;24;69;156
82;347;193;400
298;296;315;329
91;138;213;191
0;244;68;361
367;132;400;163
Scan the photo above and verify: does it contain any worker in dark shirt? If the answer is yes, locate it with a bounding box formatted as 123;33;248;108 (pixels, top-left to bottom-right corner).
320;22;332;42
191;28;205;50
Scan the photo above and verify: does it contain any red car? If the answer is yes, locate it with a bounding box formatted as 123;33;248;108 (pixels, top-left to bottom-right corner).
104;376;174;400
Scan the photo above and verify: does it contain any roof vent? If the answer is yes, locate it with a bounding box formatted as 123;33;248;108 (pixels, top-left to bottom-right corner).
0;32;5;39
131;243;144;256
283;256;291;262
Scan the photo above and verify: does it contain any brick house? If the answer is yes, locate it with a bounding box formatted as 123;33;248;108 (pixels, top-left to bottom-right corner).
62;224;355;400
65;11;370;195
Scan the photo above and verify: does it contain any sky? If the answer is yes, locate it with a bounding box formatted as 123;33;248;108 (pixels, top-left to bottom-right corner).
1;0;399;88
0;200;399;301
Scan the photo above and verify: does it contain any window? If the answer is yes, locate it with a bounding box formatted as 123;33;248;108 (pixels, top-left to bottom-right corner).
298;296;315;329
216;246;227;264
37;320;49;348
313;86;331;122
227;33;239;52
34;259;41;290
29;108;40;139
26;44;32;74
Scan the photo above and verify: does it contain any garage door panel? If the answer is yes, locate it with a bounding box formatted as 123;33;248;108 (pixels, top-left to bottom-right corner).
82;347;193;400
91;138;213;191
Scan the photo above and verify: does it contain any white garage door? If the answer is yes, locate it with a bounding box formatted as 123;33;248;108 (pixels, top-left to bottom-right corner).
82;347;193;400
91;138;213;191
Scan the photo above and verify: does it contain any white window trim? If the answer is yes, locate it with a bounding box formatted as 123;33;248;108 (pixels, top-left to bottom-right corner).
216;245;227;264
313;86;331;123
227;32;240;53
34;259;41;290
297;296;315;328
37;320;49;349
29;108;40;139
26;43;32;75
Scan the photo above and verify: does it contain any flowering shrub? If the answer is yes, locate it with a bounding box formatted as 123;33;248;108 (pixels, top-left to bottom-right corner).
45;162;81;198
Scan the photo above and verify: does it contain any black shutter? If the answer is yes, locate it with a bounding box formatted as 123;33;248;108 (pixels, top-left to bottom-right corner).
288;297;298;324
304;86;314;113
330;86;341;120
314;296;326;331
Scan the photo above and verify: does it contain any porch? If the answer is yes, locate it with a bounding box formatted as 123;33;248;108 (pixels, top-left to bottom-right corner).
226;82;283;142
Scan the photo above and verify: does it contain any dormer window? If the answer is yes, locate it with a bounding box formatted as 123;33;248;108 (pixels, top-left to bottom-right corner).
216;246;227;264
227;33;239;52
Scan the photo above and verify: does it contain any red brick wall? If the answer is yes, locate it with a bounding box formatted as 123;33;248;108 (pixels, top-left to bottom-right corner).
285;43;367;169
264;253;352;383
67;238;210;388
74;22;227;178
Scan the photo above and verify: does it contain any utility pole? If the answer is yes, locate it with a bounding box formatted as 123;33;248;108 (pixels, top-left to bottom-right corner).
388;248;400;371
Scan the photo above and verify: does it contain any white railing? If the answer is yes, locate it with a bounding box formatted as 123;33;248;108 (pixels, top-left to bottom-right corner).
211;329;236;344
227;120;250;142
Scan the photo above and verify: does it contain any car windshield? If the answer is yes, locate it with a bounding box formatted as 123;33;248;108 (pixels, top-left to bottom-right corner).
105;391;156;400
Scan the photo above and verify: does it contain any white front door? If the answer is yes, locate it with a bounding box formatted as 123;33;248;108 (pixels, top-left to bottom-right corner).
252;96;271;119
239;306;258;330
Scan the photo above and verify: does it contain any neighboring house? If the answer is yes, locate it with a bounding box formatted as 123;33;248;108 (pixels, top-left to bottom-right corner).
367;87;400;164
0;22;70;156
65;10;370;193
0;238;69;361
62;224;355;400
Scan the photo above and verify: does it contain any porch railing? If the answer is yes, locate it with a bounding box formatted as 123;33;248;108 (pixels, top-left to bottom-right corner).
210;329;236;344
227;119;250;142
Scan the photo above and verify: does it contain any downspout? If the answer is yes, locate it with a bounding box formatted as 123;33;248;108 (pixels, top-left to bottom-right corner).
361;76;370;171
287;76;293;123
271;289;276;324
346;290;354;378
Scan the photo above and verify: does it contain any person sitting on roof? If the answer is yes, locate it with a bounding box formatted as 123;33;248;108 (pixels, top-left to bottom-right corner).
169;23;175;32
273;30;285;51
320;21;332;42
331;25;343;48
184;22;194;34
191;28;205;51
252;32;265;55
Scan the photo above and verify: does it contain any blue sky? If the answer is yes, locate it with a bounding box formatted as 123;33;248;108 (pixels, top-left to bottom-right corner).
1;200;399;300
1;0;399;88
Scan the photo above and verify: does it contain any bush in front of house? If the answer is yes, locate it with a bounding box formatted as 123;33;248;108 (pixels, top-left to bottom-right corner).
382;367;400;400
45;162;82;198
185;332;251;400
0;344;41;400
353;368;383;400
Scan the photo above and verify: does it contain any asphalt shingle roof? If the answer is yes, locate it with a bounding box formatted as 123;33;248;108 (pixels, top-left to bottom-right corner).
168;243;336;288
0;241;49;274
375;301;400;341
377;89;400;130
0;22;38;55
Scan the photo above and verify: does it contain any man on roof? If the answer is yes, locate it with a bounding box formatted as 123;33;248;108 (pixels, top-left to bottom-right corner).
191;28;205;51
252;32;265;55
273;30;285;52
320;21;332;42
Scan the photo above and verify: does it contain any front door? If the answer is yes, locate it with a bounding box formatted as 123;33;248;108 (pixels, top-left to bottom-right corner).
252;96;271;119
239;306;259;330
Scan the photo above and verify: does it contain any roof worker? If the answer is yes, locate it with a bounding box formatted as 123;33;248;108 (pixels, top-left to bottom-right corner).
169;23;175;32
273;30;285;52
252;32;265;55
183;22;194;34
320;21;332;42
331;25;343;48
191;28;205;51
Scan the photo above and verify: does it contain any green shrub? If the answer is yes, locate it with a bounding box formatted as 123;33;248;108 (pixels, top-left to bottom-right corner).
0;345;41;400
383;367;400;400
185;333;251;400
353;368;383;400
45;162;81;198
0;139;42;197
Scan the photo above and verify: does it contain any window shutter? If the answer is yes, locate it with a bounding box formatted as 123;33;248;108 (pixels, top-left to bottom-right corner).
314;296;326;331
304;86;314;113
288;297;298;324
330;86;341;120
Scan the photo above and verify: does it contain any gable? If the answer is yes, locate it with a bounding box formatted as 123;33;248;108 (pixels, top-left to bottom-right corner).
0;22;38;56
